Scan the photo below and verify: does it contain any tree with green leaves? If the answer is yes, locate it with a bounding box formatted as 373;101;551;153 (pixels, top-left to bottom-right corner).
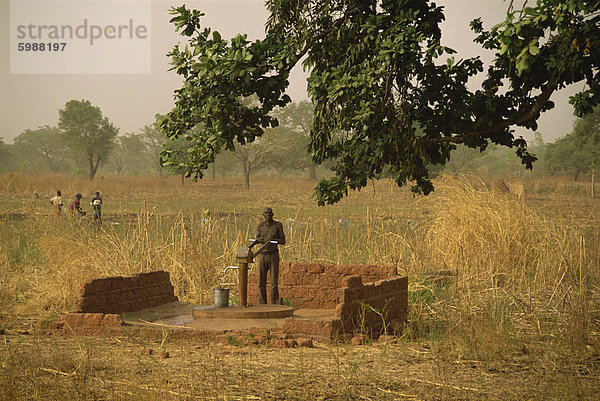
442;144;483;174
574;105;600;196
262;126;311;177
232;128;290;188
273;101;318;179
161;136;193;185
58;100;118;180
139;117;169;177
13;126;71;173
0;138;12;173
161;0;600;205
211;151;238;179
544;132;589;180
545;106;600;194
107;134;146;175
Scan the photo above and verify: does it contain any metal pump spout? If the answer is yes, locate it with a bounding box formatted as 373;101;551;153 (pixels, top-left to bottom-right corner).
229;239;278;307
224;266;239;274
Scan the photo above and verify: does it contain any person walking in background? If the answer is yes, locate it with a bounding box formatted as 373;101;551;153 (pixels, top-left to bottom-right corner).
68;193;86;218
90;191;103;224
252;207;286;304
49;190;63;216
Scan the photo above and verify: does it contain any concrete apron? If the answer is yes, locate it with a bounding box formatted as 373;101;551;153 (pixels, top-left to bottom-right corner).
120;301;335;333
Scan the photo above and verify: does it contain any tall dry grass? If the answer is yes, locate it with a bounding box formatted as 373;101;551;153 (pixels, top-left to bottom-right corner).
1;173;598;359
408;174;599;357
526;174;597;197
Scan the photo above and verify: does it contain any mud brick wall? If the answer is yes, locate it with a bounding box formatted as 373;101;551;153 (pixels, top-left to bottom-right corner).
75;271;178;314
248;262;397;308
335;275;408;334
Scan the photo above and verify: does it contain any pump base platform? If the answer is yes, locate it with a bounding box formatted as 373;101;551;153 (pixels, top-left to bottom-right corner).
192;304;294;319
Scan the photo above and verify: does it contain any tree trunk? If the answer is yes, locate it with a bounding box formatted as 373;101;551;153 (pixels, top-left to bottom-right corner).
180;173;185;186
212;163;216;181
243;161;251;189
592;169;596;198
89;156;95;180
308;164;317;180
244;170;250;189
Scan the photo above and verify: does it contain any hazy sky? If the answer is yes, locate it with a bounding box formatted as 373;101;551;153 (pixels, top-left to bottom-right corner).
0;0;580;145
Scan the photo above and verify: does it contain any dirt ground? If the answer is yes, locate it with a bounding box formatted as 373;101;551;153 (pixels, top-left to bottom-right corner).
1;315;599;401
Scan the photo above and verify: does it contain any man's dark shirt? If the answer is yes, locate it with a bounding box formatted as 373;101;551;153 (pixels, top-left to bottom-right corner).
256;220;286;254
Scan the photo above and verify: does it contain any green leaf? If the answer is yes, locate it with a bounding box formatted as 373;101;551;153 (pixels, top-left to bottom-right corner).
523;7;539;16
529;45;540;56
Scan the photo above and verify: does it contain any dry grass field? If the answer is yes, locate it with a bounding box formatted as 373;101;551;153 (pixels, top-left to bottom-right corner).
1;172;599;400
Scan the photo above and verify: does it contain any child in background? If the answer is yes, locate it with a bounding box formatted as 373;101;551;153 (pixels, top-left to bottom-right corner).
49;190;63;215
90;191;103;224
69;193;86;217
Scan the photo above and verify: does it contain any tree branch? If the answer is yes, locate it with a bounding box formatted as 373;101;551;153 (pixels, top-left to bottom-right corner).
425;83;556;145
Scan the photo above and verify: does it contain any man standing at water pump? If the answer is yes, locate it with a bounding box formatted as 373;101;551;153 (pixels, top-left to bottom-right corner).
252;207;286;304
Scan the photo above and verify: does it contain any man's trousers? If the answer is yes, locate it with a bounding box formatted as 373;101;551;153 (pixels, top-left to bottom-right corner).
258;252;280;304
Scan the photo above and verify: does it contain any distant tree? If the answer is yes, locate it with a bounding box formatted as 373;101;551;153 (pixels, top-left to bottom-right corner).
0;138;12;173
573;106;600;196
274;101;317;179
58;100;118;180
107;134;146;175
544;134;588;180
531;132;546;162
139;117;168;176
544;107;600;186
477;145;530;176
441;132;548;176
211;151;237;179
232;128;290;188
161;136;192;185
262;126;309;177
443;144;483;174
12;126;71;173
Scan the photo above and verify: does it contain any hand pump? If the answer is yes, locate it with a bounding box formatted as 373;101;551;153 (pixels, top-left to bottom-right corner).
234;239;277;307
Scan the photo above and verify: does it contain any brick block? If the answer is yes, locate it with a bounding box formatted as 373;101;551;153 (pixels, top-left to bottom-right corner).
83;313;105;327
101;277;119;291
279;261;292;271
102;314;124;327
89;278;106;294
334;304;343;319
305;263;325;274
341;287;364;303
337;288;346;303
337;302;359;319
317;275;336;288
63;313;85;327
287;263;305;273
282;318;335;337
341;275;363;288
321;289;337;302
76;296;101;312
373;278;392;291
79;282;92;296
297;337;313;348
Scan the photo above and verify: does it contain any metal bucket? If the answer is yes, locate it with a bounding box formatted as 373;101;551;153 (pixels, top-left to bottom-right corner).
213;287;229;307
